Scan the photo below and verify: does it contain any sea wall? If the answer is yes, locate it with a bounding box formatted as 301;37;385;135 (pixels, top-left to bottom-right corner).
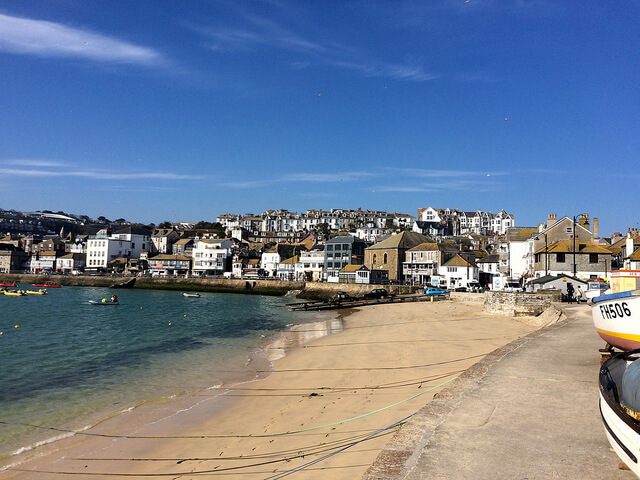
0;274;417;300
449;292;484;302
483;290;562;317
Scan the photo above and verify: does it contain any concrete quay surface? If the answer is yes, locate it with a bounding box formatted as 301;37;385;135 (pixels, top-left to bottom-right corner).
364;304;635;480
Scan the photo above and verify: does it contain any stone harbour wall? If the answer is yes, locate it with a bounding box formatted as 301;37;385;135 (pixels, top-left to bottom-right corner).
0;274;417;300
483;290;562;317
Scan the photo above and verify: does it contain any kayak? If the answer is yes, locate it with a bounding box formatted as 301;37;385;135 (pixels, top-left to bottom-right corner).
32;284;61;288
4;290;26;296
183;292;201;297
0;283;17;287
89;300;119;305
26;290;48;295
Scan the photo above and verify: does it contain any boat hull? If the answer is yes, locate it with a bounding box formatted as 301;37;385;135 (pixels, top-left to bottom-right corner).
599;353;640;476
592;291;640;350
88;300;119;305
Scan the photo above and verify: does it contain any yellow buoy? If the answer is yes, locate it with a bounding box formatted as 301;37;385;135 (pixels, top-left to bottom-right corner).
14;325;19;328
169;322;172;325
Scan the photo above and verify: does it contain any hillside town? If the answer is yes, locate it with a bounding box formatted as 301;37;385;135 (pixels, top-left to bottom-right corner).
1;206;638;293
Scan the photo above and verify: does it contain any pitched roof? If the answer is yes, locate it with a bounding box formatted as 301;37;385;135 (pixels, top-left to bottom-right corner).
407;242;439;252
476;254;500;264
534;240;612;255
340;264;369;272
174;238;194;245
506;227;538;242
151;254;191;261
443;254;474;267
528;274;588;285
279;255;299;265
629;248;640;261
367;231;431;250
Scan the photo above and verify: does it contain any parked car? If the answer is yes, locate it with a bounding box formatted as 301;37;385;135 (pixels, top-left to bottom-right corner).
503;281;523;292
363;288;388;299
424;287;448;296
329;291;357;303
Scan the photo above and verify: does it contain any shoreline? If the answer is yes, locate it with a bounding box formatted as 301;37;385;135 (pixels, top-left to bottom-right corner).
0;274;419;300
0;307;342;476
1;300;541;479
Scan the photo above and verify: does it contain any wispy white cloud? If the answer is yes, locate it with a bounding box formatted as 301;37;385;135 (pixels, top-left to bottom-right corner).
193;9;438;83
0;13;165;66
325;59;439;82
393;168;510;178
6;158;72;168
0;167;203;181
223;171;378;189
282;172;377;182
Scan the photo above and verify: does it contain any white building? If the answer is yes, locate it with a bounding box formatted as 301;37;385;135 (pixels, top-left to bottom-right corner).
439;254;478;290
86;227;152;271
295;248;325;281
191;239;233;275
355;224;384;243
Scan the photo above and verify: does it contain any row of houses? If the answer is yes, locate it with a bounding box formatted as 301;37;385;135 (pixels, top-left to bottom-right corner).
2;212;639;290
217;206;516;240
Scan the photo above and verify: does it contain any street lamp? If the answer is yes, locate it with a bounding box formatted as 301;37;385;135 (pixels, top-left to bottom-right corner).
573;213;589;277
544;233;548;276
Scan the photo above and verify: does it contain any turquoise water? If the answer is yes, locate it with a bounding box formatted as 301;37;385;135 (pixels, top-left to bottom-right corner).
0;285;322;463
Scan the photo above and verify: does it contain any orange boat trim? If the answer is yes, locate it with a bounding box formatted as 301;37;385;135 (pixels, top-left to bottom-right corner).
595;327;640;344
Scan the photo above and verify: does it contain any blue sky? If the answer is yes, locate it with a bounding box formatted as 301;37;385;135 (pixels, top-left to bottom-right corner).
0;1;638;235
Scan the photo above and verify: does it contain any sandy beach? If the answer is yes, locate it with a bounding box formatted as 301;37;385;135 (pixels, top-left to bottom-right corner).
2;300;541;480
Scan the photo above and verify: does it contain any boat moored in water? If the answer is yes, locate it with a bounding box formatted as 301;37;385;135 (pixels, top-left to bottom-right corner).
183;292;201;298
599;349;640;476
591;290;640;350
32;283;61;288
88;300;119;305
3;290;26;296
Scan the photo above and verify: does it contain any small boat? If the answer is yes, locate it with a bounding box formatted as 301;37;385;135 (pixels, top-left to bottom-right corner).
4;290;26;296
88;300;119;305
183;292;201;298
32;283;61;288
0;283;17;288
599;349;640;476
591;290;640;350
26;289;48;295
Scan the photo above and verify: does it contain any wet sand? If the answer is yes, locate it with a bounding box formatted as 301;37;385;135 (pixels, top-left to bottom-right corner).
2;300;540;480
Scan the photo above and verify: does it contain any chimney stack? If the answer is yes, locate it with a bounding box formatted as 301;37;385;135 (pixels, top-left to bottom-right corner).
547;213;557;228
592;218;599;240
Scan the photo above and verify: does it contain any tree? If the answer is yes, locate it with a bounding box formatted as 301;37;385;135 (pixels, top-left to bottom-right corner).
158;221;172;229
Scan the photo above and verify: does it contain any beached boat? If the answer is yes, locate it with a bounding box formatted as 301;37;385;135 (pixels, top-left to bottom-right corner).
0;282;17;287
183;292;201;298
592;290;640;350
32;283;61;288
88;300;119;305
599;349;640;476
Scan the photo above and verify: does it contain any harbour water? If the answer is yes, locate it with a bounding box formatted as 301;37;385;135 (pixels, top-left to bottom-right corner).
0;285;330;466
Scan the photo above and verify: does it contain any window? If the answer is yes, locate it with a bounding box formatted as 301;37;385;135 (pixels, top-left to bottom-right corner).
589;253;598;264
557;253;565;263
373;254;377;264
566;227;573;234
383;253;388;264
